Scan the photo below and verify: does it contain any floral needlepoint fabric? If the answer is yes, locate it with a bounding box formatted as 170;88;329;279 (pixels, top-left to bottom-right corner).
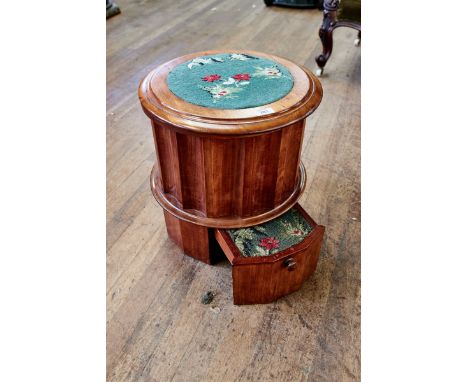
167;53;294;109
226;208;313;258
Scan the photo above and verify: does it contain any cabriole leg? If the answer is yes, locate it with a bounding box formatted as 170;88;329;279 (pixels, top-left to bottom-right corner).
315;0;338;77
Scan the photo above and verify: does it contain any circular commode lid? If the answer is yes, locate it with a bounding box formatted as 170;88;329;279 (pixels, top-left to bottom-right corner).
139;50;322;135
167;53;294;110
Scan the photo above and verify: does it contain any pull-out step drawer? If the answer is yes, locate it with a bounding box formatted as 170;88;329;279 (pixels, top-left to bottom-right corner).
215;204;325;305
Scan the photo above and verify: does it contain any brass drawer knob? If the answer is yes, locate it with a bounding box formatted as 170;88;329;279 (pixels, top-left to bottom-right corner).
284;258;297;271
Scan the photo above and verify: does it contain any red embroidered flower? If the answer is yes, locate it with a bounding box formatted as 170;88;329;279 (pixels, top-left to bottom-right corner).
232;73;250;81
202;74;221;82
259;237;280;250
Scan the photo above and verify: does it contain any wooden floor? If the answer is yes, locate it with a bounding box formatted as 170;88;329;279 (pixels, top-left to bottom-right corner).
107;1;360;381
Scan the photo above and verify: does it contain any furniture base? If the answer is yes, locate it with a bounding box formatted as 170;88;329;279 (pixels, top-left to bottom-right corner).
163;211;224;265
162;204;325;305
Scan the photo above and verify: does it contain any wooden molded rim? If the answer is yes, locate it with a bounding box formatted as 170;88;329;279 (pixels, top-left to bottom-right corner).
139;50;323;135
150;162;307;229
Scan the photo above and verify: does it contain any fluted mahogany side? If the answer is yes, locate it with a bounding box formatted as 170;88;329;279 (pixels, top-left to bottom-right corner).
150;119;307;228
139;51;323;226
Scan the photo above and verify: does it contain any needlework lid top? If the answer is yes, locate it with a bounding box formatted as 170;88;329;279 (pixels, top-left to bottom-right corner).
139;50;323;134
166;53;294;109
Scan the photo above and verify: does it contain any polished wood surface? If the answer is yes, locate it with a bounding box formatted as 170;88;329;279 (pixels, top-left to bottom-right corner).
231;231;323;304
107;0;360;380
139;50;323;135
140;50;321;228
163;211;212;264
149;123;307;228
215;204;325;304
163;211;227;265
140;51;320;229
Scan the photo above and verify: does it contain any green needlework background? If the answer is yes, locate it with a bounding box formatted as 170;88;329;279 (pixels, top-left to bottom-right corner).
167;53;294;109
227;208;314;258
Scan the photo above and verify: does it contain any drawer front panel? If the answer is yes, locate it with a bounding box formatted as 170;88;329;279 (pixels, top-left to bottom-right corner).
231;230;323;304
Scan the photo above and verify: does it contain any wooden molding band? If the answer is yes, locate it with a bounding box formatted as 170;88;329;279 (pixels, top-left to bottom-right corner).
139;50;323;135
150;162;307;229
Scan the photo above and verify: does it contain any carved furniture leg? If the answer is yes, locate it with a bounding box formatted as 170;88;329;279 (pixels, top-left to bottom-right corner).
315;0;339;76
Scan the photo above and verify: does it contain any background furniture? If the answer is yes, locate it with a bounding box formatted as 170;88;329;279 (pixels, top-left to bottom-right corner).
264;0;322;8
106;0;120;19
139;50;324;304
315;0;361;76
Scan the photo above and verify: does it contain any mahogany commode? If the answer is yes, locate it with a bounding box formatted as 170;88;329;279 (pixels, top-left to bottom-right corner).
139;50;324;304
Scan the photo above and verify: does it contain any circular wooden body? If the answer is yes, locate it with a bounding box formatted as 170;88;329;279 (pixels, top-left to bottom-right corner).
139;50;322;228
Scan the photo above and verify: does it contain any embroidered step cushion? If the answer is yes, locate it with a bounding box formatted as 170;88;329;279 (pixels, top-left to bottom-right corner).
226;208;313;257
167;53;294;109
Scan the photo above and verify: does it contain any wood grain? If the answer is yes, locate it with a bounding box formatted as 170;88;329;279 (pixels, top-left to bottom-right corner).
163;211;211;264
107;0;360;380
140;50;320;229
149;138;308;228
215;204;325;305
139;50;323;135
